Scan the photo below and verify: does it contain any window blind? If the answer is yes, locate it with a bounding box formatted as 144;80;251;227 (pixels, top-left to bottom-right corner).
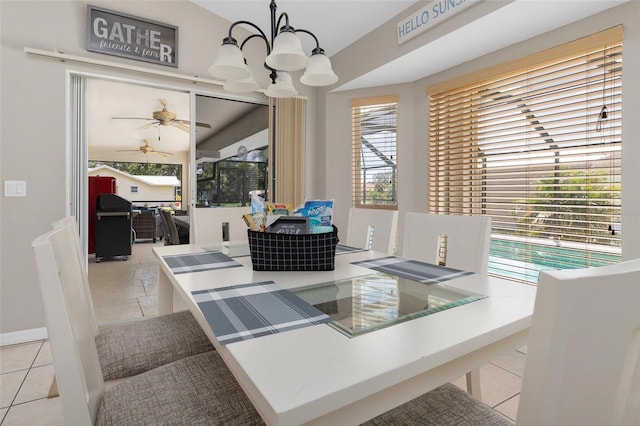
427;27;622;283
351;95;398;209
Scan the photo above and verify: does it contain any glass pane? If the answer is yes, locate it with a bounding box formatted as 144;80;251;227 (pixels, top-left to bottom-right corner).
195;95;269;207
428;42;622;283
293;273;486;337
353;102;397;206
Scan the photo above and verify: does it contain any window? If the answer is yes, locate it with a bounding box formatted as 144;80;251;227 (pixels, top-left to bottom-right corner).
195;151;268;207
352;95;398;209
427;27;622;283
130;186;138;193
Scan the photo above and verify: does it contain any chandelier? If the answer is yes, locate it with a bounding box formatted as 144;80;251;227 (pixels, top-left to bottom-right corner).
208;0;338;98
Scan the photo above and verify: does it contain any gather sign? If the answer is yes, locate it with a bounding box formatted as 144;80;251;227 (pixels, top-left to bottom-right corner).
86;5;178;67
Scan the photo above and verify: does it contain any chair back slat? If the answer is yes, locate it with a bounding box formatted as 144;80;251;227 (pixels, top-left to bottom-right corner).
191;206;252;246
517;258;640;426
32;218;105;424
52;217;99;336
346;208;398;254
401;212;491;274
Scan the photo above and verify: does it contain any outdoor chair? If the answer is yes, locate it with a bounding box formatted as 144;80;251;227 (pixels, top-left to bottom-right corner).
33;218;263;425
346;207;398;254
160;209;188;245
364;257;640;426
131;210;157;242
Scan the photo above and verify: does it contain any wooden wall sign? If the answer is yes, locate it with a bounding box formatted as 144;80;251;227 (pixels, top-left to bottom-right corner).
87;5;178;67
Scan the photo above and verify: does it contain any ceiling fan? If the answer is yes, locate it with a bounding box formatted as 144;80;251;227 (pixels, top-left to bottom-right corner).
117;139;173;157
112;99;211;133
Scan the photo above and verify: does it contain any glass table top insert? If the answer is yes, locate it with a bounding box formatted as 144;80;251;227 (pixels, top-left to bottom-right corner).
292;273;486;337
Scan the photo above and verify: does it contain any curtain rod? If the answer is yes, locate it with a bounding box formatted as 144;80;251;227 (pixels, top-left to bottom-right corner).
24;47;308;99
24;47;225;87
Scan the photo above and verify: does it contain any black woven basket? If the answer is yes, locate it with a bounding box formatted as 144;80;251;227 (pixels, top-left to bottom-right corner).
247;225;339;271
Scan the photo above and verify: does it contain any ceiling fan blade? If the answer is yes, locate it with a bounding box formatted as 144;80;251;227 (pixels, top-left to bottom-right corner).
116;149;143;152
176;119;212;129
170;121;190;133
155;151;173;157
112;117;155;121
139;122;159;130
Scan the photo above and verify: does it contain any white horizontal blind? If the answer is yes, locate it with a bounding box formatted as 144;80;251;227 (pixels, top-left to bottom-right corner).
352;95;398;209
428;28;622;283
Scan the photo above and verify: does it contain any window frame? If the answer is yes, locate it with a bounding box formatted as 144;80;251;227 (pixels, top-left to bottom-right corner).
351;95;399;210
426;27;623;283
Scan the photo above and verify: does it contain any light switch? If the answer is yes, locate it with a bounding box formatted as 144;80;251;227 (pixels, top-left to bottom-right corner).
4;180;27;197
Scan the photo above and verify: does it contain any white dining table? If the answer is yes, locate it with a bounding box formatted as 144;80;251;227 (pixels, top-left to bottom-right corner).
153;243;536;426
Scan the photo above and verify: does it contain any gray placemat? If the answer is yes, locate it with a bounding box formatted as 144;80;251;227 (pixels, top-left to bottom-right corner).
192;281;332;345
352;256;472;283
162;251;241;274
335;244;369;255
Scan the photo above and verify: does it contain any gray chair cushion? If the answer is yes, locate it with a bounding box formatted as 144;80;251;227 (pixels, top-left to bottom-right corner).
96;351;265;425
361;383;512;426
96;310;214;381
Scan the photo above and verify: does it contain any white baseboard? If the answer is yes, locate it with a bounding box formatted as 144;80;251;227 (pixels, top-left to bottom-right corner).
0;327;48;347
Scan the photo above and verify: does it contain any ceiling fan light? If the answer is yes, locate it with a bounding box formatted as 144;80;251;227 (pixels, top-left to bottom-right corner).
223;71;260;93
208;42;251;80
265;30;309;72
300;51;338;86
264;72;298;98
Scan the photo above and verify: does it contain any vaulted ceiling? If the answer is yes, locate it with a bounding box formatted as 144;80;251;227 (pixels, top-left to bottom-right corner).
88;0;628;160
87;79;266;161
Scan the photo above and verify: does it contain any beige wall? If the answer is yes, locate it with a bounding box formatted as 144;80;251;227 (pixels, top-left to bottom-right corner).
3;0;639;341
0;0;269;338
322;1;640;260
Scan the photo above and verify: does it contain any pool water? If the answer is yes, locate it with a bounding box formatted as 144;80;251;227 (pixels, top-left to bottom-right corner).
488;238;620;283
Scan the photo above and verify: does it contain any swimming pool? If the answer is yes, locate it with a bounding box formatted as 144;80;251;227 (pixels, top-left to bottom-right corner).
488;238;620;283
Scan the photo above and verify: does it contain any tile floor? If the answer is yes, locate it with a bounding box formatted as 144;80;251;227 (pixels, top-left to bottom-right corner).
1;239;526;425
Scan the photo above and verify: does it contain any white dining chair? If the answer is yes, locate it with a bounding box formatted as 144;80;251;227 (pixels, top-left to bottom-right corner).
401;212;492;274
48;217;212;381
364;258;640;426
346;207;399;254
401;212;492;396
517;258;640;426
190;206;252;245
33;218;264;425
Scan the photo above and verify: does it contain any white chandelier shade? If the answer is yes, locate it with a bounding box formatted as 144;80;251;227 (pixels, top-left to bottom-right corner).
208;42;251;80
208;0;338;98
300;50;338;86
265;30;309;72
264;72;298;98
223;68;260;93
